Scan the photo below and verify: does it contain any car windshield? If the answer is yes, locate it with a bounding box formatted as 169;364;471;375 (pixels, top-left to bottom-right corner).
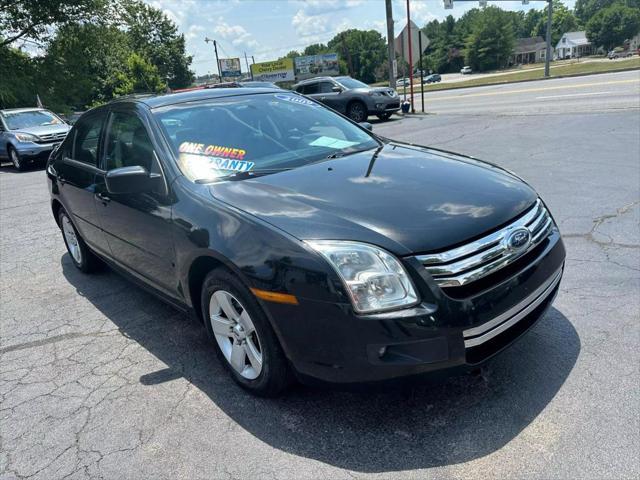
3;110;64;129
336;77;369;89
154;92;379;182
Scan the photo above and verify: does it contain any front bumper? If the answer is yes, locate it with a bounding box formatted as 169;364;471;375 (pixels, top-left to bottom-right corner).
15;142;60;162
265;228;565;385
368;96;401;114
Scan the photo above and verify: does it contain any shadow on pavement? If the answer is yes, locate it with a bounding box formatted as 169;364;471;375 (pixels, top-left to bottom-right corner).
62;255;580;473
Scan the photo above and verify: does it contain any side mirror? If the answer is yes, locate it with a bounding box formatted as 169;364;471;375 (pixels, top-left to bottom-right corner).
332;85;342;93
106;165;157;194
359;122;373;131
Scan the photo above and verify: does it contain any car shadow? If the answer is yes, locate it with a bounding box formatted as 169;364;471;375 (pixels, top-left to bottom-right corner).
61;255;580;473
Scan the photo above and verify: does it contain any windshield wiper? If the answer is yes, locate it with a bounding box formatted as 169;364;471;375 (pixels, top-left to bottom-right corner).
194;168;293;184
326;146;377;160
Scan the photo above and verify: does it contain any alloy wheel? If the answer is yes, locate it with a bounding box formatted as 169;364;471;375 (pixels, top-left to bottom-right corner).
62;214;82;264
209;290;263;380
10;149;21;170
349;103;366;122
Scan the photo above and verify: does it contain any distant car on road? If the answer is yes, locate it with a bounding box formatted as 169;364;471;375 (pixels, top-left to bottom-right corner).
423;74;442;84
0;108;70;171
396;78;410;87
293;76;400;122
460;66;473;75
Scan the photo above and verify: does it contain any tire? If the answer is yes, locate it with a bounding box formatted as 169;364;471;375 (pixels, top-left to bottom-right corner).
347;101;367;123
377;112;392;121
58;209;101;273
201;268;292;396
8;146;25;171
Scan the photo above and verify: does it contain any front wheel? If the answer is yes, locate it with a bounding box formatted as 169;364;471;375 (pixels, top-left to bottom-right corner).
377;112;392;121
9;147;25;171
347;101;367;122
201;269;292;396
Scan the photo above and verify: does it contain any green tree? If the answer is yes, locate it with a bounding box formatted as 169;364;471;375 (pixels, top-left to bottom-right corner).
119;0;193;89
0;0;107;47
533;1;580;46
586;3;640;49
303;43;327;56
327;29;386;83
465;6;516;71
113;52;166;96
0;46;37;107
575;0;639;24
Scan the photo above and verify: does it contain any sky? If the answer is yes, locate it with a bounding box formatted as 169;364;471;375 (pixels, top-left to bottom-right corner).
146;0;577;76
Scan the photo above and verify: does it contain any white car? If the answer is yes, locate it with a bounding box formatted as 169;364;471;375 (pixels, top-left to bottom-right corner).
396;78;411;87
460;66;472;75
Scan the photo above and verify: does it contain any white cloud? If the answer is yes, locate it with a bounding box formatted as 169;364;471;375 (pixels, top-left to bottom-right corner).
213;17;259;49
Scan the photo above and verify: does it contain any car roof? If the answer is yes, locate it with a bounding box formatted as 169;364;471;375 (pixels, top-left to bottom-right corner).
293;76;339;86
110;87;283;109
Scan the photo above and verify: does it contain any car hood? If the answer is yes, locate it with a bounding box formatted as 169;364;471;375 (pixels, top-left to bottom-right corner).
12;124;70;137
209;143;537;255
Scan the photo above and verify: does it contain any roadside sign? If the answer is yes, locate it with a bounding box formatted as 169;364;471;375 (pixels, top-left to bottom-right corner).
219;58;241;78
294;53;340;80
444;0;453;9
250;58;295;83
394;20;429;67
392;59;398;79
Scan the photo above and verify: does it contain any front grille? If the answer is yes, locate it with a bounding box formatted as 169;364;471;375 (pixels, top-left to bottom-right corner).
383;89;398;97
417;199;553;287
36;132;67;143
386;102;400;109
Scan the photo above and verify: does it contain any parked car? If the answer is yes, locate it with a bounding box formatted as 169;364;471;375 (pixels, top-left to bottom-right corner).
423;74;442;84
396;78;410;87
460;66;473;75
48;87;565;396
607;49;633;59
293;76;400;122
0;108;70;171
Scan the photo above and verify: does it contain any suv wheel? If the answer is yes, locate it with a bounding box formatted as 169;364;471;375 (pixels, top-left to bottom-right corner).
201;269;292;397
9;147;25;171
347;101;367;122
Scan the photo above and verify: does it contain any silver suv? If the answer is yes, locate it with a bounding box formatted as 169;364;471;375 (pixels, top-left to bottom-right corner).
293;76;400;122
0;108;70;171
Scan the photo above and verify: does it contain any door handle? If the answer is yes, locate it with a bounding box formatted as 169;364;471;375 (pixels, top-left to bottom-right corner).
95;192;110;205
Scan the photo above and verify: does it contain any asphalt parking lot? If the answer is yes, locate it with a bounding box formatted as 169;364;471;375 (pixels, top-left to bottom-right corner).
1;71;639;479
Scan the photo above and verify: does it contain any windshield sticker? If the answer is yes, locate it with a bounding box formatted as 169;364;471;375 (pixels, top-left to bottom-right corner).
309;136;359;149
179;142;246;160
274;94;316;107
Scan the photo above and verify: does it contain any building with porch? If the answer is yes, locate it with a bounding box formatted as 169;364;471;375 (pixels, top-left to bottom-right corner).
510;36;549;65
555;31;595;59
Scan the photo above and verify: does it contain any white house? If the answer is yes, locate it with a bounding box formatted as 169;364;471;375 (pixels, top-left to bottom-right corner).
555;31;595;59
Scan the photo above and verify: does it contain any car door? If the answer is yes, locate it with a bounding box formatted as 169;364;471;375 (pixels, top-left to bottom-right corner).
94;106;176;296
314;81;345;113
0;118;7;161
57;111;111;255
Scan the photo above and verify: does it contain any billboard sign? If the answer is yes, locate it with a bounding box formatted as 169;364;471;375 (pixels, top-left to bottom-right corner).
250;58;295;82
294;53;339;80
219;58;241;78
394;21;429;67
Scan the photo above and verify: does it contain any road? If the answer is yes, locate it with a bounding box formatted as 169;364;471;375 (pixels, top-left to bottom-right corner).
406;68;640;113
1;71;639;479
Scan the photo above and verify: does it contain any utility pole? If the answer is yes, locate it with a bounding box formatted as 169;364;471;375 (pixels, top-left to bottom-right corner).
544;0;552;77
205;37;222;83
418;32;424;113
385;0;396;89
244;51;252;80
406;0;414;113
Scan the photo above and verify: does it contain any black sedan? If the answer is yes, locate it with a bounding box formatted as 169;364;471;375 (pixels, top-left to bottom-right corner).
47;88;565;396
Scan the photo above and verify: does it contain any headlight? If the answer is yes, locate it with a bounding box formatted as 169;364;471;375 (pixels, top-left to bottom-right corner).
370;91;384;97
14;133;39;142
307;241;419;313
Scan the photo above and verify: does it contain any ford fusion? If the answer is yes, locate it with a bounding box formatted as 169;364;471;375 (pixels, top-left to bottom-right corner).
47;88;565;396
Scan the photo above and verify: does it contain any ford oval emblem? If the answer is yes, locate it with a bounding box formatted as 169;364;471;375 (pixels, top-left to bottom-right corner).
506;227;531;252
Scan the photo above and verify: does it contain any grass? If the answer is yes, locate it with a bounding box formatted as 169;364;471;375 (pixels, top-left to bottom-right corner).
393;57;640;94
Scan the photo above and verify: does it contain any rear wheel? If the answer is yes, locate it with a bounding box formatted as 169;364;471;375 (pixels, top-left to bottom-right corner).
9;147;25;171
377;112;392;121
347;101;367;122
201;269;292;396
58;209;101;273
